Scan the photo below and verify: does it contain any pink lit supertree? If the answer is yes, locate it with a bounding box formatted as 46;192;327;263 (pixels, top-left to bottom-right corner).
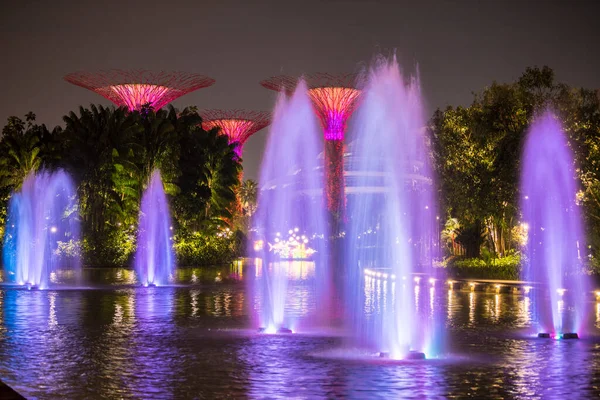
200;109;271;217
64;69;215;111
200;109;271;158
261;73;361;224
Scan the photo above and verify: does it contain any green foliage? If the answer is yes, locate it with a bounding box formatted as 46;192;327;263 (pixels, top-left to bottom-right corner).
61;105;142;234
240;179;258;217
0;112;60;190
54;239;82;259
431;66;600;261
172;119;241;231
0;104;242;268
82;228;136;267
444;253;522;280
174;229;245;266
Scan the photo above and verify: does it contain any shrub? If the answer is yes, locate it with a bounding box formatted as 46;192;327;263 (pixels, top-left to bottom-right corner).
174;229;245;266
444;252;522;280
83;228;136;267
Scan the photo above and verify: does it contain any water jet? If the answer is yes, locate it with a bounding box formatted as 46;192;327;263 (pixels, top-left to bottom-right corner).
521;111;591;335
3;170;81;289
345;57;442;358
135;170;174;287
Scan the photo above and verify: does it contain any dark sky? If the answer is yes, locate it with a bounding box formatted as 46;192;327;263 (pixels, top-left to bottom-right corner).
1;0;599;180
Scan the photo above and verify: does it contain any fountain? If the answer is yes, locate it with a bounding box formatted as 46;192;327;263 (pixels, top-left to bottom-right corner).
135;170;174;286
345;57;442;359
520;111;590;338
253;80;327;333
2;170;80;289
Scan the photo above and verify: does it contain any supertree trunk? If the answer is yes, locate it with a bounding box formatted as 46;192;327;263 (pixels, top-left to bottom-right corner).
260;74;361;238
325;140;345;231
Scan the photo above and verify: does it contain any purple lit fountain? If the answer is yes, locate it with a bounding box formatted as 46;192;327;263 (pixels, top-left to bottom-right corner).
135;170;174;286
345;57;442;359
3;170;80;289
520;111;590;338
253;80;326;333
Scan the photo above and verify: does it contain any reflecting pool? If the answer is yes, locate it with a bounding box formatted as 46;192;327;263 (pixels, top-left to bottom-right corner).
0;259;599;399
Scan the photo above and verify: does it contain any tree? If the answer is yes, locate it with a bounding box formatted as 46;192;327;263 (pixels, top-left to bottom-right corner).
170;109;242;232
62;104;141;234
240;179;258;217
201;128;241;222
430;66;591;258
131;104;177;193
0;112;60;190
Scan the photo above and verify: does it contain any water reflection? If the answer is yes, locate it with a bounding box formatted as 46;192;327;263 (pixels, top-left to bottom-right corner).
253;260;316;280
0;262;598;398
504;335;592;398
469;291;476;326
517;296;532;326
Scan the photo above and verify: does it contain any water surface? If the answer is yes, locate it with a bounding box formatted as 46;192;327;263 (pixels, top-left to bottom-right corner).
0;261;599;399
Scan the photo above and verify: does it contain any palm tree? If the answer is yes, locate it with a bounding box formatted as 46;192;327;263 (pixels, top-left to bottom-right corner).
240;179;258;217
171;120;242;232
63;104;141;233
132;105;177;195
441;218;461;256
0;113;55;190
201;128;241;222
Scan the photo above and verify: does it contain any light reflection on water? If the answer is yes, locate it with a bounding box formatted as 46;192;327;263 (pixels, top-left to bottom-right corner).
0;260;598;398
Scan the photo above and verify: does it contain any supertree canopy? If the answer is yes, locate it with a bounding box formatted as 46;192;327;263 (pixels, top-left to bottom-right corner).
261;73;361;224
260;73;361;140
64;69;215;111
200;109;271;157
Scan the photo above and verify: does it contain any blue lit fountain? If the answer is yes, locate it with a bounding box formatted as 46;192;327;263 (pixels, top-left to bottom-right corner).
3;170;80;289
520;111;590;338
253;80;326;333
345;57;442;359
135;169;174;286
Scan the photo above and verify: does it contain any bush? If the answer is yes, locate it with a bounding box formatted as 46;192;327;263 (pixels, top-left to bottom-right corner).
83;228;136;267
174;229;245;266
444;252;522;280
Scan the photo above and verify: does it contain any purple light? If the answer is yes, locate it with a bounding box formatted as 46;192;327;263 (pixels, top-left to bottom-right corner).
345;57;443;359
135;170;174;286
3;170;81;289
253;80;327;332
520;111;591;335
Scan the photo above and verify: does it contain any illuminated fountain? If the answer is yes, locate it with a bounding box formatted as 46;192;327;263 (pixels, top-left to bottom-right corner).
135;170;174;286
520;111;590;339
2;170;80;289
345;58;442;359
261;73;361;230
254;80;326;333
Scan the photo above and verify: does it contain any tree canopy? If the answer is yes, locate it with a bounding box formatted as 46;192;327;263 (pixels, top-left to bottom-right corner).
431;66;600;261
0;104;242;266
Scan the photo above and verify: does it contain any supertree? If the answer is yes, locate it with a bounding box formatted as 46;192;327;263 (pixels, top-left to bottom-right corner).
200;109;271;219
64;69;215;111
260;73;361;224
200;109;271;159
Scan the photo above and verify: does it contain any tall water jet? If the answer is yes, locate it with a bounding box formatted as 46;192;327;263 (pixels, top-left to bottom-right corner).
3;170;80;289
135;170;174;286
520;111;590;336
345;58;441;358
253;80;326;332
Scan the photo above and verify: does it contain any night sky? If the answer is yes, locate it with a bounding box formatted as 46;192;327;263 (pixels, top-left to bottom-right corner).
1;0;599;180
